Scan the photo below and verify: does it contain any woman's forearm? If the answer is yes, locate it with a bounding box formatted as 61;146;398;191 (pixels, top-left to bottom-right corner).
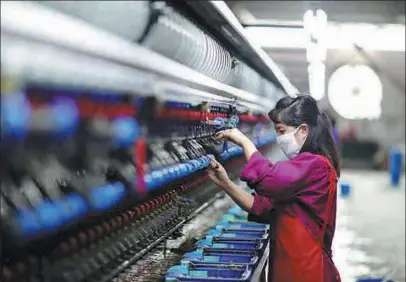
221;180;254;213
240;138;258;162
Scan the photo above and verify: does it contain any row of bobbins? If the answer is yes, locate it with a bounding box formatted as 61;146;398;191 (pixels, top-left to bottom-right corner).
51;191;178;257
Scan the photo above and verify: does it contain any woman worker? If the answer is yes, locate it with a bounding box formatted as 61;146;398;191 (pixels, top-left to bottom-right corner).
208;94;341;282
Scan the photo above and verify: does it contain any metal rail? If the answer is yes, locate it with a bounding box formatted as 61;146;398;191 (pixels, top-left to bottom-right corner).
251;240;270;282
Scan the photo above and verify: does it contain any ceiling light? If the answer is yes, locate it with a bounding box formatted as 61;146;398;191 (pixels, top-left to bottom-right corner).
245;24;405;51
308;62;326;100
328;64;382;120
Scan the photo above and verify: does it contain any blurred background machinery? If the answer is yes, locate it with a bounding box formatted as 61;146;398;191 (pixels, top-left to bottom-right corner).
1;1;405;282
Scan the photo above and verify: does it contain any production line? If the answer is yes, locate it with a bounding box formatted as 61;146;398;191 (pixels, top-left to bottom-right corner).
0;1;298;281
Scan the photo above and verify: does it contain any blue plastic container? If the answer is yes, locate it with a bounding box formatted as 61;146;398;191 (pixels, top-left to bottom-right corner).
165;204;271;281
165;262;252;281
196;236;264;252
216;221;269;232
339;181;351;197
217;220;267;227
215;226;269;235
182;249;259;266
389;147;403;187
206;228;268;240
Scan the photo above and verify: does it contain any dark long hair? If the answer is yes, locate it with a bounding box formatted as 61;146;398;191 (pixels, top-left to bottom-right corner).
269;94;341;177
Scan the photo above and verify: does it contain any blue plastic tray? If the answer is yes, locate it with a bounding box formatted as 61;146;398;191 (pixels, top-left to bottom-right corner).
165;262;253;282
217;220;268;227
215;221;269;233
206;228;269;240
196;237;264;252
206;235;267;244
182;249;259;266
164;204;271;281
214;225;268;234
222;213;249;221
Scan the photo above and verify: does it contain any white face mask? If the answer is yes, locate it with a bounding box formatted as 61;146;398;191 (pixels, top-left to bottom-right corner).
276;126;304;159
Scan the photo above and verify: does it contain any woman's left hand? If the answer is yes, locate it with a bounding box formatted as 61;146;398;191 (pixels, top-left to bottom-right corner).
207;158;231;189
214;128;249;147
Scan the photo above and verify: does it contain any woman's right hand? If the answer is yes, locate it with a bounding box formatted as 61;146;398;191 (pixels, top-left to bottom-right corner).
214;128;249;147
207;158;231;189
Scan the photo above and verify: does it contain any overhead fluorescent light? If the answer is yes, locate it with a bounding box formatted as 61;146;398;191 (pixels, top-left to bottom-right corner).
245;23;406;52
245;26;307;49
303;9;328;43
308;62;326;100
303;9;328;100
304;9;328;63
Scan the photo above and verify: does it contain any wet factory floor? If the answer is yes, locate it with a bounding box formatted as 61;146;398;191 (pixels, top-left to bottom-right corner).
333;170;405;282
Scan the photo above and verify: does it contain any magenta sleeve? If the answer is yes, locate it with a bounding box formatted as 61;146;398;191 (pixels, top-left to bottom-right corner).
247;193;274;223
240;151;325;201
250;193;274;217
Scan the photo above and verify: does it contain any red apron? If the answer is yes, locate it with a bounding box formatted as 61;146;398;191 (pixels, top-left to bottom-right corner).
271;156;340;282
